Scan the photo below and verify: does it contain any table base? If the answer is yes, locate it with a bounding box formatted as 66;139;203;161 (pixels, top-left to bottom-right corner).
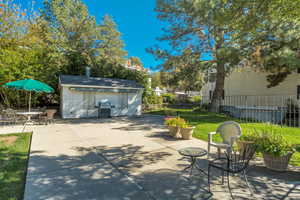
182;156;208;177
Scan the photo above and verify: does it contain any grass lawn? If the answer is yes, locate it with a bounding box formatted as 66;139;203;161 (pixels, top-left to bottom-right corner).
0;132;32;200
147;108;300;167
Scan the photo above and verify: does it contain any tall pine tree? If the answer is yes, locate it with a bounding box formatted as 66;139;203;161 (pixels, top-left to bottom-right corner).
98;15;127;64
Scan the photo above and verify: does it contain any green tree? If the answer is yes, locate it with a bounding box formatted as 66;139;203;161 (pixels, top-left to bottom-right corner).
152;0;244;111
150;72;162;88
159;48;203;92
98;15;127;64
152;0;300;111
129;56;143;67
42;0;101;75
0;1;59;107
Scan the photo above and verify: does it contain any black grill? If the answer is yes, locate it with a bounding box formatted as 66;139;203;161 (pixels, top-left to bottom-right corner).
98;101;111;118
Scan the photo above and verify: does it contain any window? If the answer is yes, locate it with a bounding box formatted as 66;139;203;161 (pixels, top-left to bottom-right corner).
297;68;300;74
209;90;213;100
298;86;300;100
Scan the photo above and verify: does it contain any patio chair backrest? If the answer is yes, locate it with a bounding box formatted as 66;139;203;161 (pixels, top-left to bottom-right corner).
4;109;16;117
46;109;56;119
216;121;241;145
226;144;256;173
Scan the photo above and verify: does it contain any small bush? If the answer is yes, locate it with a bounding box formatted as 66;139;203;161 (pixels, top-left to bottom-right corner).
162;93;176;104
164;117;188;128
143;91;163;105
238;130;260;142
255;128;295;156
190;96;201;103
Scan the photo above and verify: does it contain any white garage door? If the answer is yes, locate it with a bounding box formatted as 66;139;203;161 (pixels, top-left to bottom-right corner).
95;93;128;116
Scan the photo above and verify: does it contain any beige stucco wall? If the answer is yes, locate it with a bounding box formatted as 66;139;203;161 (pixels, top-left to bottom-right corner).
201;67;300;106
224;67;300;96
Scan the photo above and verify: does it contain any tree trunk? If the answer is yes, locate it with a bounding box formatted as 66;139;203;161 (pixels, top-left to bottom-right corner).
209;61;225;112
209;30;226;113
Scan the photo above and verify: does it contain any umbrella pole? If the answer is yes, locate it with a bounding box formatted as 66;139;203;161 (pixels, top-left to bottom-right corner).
28;91;31;121
29;91;31;112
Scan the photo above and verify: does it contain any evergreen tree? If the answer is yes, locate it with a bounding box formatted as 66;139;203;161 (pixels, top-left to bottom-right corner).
151;0;300;111
129;56;143;67
98;15;127;64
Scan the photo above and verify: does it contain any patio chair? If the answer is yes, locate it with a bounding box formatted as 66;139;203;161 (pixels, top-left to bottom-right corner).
207;121;241;159
1;109;17;125
208;144;257;197
39;109;56;125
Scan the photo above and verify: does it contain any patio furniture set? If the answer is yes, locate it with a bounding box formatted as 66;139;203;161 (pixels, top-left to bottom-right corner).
0;79;56;129
0;108;57;126
178;121;256;197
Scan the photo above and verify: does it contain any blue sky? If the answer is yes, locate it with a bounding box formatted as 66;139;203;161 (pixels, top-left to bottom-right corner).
15;0;169;71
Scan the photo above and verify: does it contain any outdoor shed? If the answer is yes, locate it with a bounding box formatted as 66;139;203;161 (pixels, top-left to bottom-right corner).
59;74;144;119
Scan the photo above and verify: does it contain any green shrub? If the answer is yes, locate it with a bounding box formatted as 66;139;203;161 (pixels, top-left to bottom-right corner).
190;95;201;103
143;91;163;105
256;128;295;156
239;130;260;142
164;117;188;128
162;93;176;104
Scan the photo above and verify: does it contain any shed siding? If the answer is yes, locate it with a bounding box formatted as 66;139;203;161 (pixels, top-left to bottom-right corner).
61;86;142;119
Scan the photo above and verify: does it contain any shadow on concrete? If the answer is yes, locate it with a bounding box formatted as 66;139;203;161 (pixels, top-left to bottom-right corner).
51;115;166;132
110;115;166;131
75;145;172;173
246;164;300;200
26;143;215;200
27;142;300;200
146;131;180;142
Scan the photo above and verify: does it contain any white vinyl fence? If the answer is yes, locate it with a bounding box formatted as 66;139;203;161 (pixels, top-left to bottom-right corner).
201;95;300;127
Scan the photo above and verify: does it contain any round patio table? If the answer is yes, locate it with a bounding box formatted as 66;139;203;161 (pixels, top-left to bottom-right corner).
16;111;43;123
178;147;208;176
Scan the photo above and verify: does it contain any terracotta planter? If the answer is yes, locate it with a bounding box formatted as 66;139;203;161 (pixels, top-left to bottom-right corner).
46;109;57;116
237;140;256;160
168;126;181;138
263;152;293;172
180;127;194;140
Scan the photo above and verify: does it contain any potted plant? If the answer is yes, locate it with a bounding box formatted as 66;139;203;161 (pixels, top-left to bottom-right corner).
164;117;185;138
180;123;194;140
236;130;259;159
257;130;295;172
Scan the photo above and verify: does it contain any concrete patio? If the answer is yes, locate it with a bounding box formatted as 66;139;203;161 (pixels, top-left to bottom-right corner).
2;115;299;199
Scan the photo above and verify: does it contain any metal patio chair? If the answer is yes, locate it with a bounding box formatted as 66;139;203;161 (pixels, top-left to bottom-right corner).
1;109;17;125
39;109;57;125
208;144;257;198
207;121;241;158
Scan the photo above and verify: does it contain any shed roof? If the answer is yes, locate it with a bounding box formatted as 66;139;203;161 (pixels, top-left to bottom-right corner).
59;75;143;89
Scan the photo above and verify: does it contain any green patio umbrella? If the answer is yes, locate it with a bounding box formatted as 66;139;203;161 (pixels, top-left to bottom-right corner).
2;79;54;112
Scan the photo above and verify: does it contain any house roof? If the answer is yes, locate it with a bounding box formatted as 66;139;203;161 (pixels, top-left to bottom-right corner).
59;75;143;89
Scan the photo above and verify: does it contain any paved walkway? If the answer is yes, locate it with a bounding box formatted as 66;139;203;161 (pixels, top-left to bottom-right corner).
4;115;299;199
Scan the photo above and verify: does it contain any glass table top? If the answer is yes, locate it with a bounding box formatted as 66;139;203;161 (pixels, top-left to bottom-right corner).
178;147;207;157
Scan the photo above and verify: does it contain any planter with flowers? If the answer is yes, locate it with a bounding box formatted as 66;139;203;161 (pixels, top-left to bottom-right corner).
164;117;184;138
256;130;295;172
180;124;194;140
164;117;194;140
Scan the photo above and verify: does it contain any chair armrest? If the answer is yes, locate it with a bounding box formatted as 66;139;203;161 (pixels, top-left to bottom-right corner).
208;132;216;143
229;136;239;146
